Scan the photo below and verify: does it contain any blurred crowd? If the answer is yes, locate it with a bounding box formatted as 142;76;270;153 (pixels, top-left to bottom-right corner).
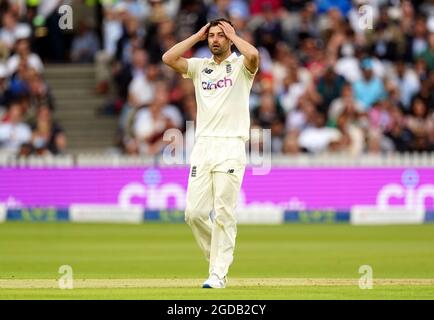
2;0;434;157
94;0;434;156
0;0;67;156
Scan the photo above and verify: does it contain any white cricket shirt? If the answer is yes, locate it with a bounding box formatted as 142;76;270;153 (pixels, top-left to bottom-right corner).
183;52;257;142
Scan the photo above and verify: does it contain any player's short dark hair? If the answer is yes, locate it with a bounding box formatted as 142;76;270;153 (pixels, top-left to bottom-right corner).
207;18;233;33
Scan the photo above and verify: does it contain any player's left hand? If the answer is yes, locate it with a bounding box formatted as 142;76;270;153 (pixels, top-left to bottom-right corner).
218;21;236;40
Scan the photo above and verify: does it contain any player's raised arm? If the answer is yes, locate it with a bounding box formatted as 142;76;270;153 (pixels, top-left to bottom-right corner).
218;21;259;74
162;23;210;74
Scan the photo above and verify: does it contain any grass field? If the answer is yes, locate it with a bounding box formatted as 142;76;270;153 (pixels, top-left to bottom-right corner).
0;223;433;300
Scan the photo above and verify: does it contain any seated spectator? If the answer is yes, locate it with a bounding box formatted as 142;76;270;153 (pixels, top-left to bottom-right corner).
418;32;434;72
285;96;316;133
94;4;127;94
107;48;148;116
115;15;145;66
389;60;421;112
384;106;413;152
30;104;66;156
0;64;9;114
250;0;283;16
298;111;343;154
315;66;346;115
316;0;352;16
411;70;434;114
253;3;283;58
279;65;308;113
6;60;30;103
251;93;286;152
365;128;394;154
118;0;146;21
70;20;100;63
335;108;365;156
7;38;44;76
353;58;387;111
414;57;429;81
27;71;54;116
0;101;31;155
404;15;429;62
328;83;364;126
181;94;197;128
132;96;177;156
0;10;31;53
282;130;301;155
405;97;434;151
128;63;160;109
118;63;160;131
368;99;394;133
206;0;232;21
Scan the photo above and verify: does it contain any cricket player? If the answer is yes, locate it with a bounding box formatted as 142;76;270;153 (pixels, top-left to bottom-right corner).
162;18;259;288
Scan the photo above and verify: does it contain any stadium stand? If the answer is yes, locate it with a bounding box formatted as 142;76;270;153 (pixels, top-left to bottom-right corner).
0;0;433;158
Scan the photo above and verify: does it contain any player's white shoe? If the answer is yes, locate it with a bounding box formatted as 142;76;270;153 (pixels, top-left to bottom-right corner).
202;273;227;289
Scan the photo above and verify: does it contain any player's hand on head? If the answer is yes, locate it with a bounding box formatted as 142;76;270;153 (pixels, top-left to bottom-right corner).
218;21;236;39
196;23;210;41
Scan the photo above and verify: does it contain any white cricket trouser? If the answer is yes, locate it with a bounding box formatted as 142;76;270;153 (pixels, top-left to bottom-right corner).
185;136;246;279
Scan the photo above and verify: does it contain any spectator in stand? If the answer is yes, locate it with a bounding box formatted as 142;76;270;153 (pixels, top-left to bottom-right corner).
404;14;429;62
384;106;413;152
282;129;301;154
127;63;160;110
118;61;161;148
30;104;66;156
58;0;434;156
94;4;126;94
406;97;434;151
0;9;31;56
132;93;178;156
27;70;54;116
389;59;421;112
70;20;100;63
281;2;319;48
411;70;434;114
353;58;387;111
328;83;364;126
144;19;177;64
298;111;343;154
7;38;44;76
0;101;31;154
335;102;365;156
418;32;434;71
253;2;283;58
175;0;208;43
115;14;144;65
0;64;9;114
285;95;315;134
315;66;346;115
279;64;309;113
250;0;283;16
7;59;30;102
251;92;286;152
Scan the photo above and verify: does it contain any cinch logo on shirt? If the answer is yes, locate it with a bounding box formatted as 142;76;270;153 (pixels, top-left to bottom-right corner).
201;77;233;90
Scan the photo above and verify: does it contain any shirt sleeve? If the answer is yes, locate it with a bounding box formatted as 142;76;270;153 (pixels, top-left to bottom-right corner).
182;58;203;80
240;55;258;81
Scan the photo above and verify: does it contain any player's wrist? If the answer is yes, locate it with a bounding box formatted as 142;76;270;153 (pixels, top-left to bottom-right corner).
192;32;204;43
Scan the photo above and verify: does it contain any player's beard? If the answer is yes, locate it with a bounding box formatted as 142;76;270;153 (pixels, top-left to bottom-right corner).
210;44;228;59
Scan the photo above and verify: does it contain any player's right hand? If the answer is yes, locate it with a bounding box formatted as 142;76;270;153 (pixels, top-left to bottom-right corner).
195;23;210;41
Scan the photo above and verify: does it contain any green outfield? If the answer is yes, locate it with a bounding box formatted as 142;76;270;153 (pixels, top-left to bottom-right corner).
0;223;433;300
